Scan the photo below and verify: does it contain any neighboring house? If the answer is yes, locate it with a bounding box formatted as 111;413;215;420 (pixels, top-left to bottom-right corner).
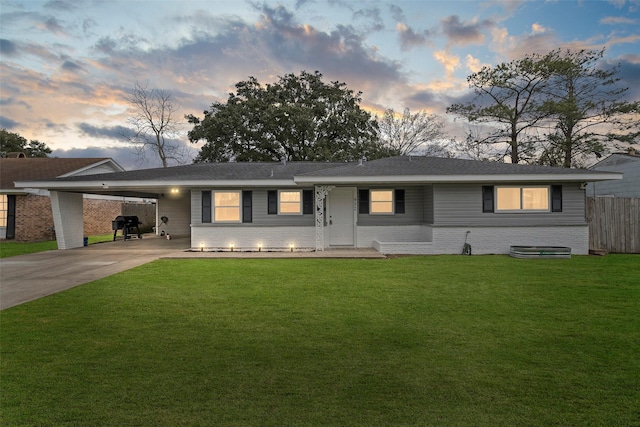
15;156;621;254
586;148;640;197
0;157;125;241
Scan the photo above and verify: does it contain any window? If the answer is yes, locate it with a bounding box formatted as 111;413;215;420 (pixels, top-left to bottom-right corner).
370;190;393;214
358;189;405;214
0;195;7;227
496;186;549;212
214;191;241;222
279;190;302;214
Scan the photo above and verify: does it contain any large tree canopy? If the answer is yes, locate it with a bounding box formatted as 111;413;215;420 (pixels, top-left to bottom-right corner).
537;48;639;167
0;129;51;158
187;71;388;162
447;48;639;167
446;52;554;164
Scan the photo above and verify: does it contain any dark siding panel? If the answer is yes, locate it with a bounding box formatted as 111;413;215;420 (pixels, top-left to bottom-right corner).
242;191;252;223
303;190;313;214
201;191;211;223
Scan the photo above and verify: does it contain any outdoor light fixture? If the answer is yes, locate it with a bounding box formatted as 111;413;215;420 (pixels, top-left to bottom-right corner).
289;243;294;252
230;243;234;252
200;242;204;252
170;188;179;194
258;243;262;252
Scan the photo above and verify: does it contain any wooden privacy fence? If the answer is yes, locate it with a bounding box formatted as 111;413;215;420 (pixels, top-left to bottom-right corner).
587;197;640;254
122;202;156;234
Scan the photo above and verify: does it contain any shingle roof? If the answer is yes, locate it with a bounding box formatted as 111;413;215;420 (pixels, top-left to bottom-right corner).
15;156;618;188
297;156;598;177
47;161;348;182
0;158;111;190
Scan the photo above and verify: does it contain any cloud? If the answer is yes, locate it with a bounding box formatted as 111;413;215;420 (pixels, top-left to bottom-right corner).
434;50;460;76
600;16;638;24
0;39;18;56
0;115;20;129
465;54;486;73
531;23;547;34
396;23;432;51
441;15;493;45
77;123;134;140
43;1;77;11
61;60;86;73
38;16;67;35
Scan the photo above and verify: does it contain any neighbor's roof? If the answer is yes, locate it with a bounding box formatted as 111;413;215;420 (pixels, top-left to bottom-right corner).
0;158;115;190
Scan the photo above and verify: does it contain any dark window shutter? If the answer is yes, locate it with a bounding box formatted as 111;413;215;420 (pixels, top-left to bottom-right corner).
551;185;563;212
358;189;369;214
242;191;252;223
6;195;16;240
202;191;211;223
303;190;313;214
482;186;494;213
394;189;405;214
267;190;277;214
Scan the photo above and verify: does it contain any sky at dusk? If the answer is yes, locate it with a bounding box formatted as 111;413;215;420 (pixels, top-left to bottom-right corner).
1;0;639;169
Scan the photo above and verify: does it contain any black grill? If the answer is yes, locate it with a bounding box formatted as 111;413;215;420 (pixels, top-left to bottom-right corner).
112;215;142;241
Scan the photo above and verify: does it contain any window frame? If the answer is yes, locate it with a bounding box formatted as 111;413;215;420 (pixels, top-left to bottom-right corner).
495;186;550;213
0;194;7;227
369;189;394;215
278;189;303;215
213;190;242;223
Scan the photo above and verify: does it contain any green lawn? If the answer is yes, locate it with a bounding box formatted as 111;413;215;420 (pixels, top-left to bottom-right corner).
0;234;113;258
1;256;638;426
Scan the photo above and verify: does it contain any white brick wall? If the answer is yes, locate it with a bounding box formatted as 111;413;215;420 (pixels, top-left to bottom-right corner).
356;225;432;248
431;226;589;255
50;191;84;249
192;226;316;250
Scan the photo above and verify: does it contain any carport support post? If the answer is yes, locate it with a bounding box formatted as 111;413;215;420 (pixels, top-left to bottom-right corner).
50;191;84;249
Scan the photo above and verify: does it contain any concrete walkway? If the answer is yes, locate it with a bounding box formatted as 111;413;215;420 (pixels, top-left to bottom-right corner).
0;236;385;310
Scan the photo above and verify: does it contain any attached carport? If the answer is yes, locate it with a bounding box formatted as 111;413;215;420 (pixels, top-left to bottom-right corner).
15;177;191;250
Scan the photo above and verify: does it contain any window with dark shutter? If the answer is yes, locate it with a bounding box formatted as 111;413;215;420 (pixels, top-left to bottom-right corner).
242;191;252;223
551;185;563;212
303;190;313;214
482;186;494;213
358;189;369;214
202;190;212;223
267;190;277;214
394;189;405;214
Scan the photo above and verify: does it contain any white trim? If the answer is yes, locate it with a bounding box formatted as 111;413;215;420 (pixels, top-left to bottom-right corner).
14;179;297;190
278;189;302;215
294;173;623;184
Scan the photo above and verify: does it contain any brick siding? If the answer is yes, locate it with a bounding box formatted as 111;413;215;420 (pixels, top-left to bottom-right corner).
11;194;122;241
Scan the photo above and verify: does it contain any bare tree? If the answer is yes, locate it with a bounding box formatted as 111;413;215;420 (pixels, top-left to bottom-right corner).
377;108;449;156
125;81;187;167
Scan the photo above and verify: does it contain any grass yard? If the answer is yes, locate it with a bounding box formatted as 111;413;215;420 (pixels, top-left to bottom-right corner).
1;255;638;426
0;233;114;258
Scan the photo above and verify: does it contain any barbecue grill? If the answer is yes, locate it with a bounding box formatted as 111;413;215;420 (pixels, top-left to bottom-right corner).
112;215;142;241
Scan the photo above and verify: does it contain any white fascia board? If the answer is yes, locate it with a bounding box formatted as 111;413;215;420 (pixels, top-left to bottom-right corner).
14;179;297;190
294;172;623;184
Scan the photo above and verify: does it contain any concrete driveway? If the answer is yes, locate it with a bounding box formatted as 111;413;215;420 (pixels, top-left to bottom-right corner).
1;235;385;310
0;235;188;310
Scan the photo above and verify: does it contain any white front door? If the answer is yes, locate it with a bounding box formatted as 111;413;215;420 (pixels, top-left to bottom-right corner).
327;187;355;247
